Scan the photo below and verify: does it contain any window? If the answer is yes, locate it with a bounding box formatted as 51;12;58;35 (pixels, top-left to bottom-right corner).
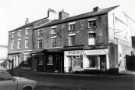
87;55;99;69
88;20;96;28
47;55;53;65
69;22;75;32
10;40;14;49
25;39;29;48
17;39;21;49
51;38;57;47
37;29;42;36
10;32;14;39
88;32;96;45
50;28;57;47
68;55;83;72
17;30;22;37
68;35;76;46
25;28;30;35
23;54;29;64
37;39;43;48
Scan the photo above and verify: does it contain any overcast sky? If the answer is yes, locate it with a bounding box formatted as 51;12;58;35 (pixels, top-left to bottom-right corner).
0;0;135;45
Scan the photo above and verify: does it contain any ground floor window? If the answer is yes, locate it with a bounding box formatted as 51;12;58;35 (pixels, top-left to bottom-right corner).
22;53;32;69
86;55;99;69
47;55;53;65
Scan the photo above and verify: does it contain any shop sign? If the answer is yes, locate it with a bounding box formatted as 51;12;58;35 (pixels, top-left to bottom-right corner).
65;50;83;55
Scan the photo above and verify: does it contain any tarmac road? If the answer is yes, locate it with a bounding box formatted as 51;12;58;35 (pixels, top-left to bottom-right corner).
14;70;135;90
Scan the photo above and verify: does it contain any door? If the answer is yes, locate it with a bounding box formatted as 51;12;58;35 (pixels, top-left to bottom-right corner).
0;71;17;90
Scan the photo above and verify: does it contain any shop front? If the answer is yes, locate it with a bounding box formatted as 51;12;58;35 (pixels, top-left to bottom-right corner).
31;49;64;73
64;49;109;73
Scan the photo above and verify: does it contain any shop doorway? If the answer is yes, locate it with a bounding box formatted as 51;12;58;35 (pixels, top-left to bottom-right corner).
46;53;64;73
100;55;106;71
68;55;83;72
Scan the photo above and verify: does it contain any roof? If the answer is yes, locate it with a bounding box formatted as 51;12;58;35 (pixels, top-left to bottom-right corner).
9;17;49;32
34;5;119;29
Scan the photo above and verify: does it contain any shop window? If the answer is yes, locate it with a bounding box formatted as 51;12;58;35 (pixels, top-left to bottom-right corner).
68;35;76;46
23;54;29;65
38;59;43;66
47;55;53;65
88;33;96;45
87;55;99;69
88;20;96;29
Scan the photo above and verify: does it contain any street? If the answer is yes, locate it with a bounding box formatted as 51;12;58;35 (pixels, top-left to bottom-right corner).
14;70;135;90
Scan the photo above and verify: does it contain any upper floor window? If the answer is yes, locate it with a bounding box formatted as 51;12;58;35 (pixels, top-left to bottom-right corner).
51;37;57;47
10;40;14;49
37;39;43;49
68;22;75;32
88;19;96;29
88;32;96;45
37;29;42;37
68;34;76;46
25;28;30;35
25;39;29;48
17;39;21;49
50;26;57;47
10;32;14;39
17;30;22;37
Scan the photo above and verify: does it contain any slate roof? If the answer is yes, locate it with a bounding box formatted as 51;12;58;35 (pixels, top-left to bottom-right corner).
34;5;119;29
10;5;119;32
9;17;49;32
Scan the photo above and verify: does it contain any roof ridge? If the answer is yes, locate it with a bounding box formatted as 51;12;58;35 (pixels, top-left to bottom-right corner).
34;5;119;29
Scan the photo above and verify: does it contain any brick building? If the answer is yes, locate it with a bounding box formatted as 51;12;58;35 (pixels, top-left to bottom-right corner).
8;6;133;73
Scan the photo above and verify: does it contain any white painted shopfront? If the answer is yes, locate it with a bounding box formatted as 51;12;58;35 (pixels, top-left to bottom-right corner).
64;49;109;73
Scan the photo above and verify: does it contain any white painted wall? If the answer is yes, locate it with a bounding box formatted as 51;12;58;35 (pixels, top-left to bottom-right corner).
108;6;132;47
108;6;133;71
0;47;7;59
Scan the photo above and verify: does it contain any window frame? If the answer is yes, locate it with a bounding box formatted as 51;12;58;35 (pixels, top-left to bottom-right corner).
25;27;30;35
17;39;21;49
17;30;22;37
88;32;96;46
88;18;97;29
68;22;76;32
37;39;43;49
68;34;76;46
24;39;29;48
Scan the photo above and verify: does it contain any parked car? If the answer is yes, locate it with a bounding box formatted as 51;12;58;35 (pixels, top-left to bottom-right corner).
0;68;37;90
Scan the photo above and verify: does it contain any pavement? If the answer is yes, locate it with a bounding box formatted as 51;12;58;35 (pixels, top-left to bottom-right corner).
120;70;135;75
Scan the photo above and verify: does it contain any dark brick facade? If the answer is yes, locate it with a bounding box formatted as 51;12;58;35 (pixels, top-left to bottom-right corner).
8;6;129;73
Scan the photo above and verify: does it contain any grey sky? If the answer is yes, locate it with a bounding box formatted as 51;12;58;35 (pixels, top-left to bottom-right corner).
0;0;135;45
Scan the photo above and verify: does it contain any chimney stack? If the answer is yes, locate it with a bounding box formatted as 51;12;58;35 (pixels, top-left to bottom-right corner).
25;18;29;24
59;10;69;20
93;6;99;12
